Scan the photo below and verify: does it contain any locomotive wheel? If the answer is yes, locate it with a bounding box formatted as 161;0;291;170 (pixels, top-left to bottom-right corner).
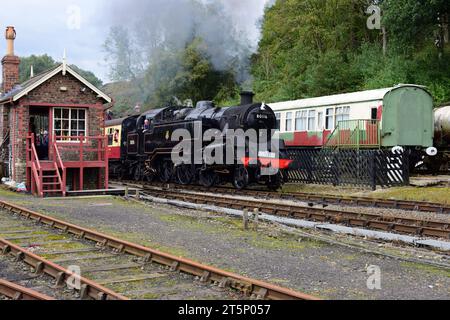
159;161;174;183
143;170;155;182
133;164;143;181
119;165;129;181
199;169;218;188
143;163;156;182
266;172;283;191
176;165;195;185
233;166;249;190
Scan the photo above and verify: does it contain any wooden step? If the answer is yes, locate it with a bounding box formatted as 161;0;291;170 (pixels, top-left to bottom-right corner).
43;190;62;193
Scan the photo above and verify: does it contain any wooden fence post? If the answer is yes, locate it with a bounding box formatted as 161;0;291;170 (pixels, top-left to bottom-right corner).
243;209;249;231
253;208;259;232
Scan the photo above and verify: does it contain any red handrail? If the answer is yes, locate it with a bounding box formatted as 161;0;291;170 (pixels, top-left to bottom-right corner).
54;136;107;162
27;135;43;197
53;143;66;196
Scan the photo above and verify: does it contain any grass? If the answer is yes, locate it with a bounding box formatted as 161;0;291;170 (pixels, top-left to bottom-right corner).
281;184;363;196
401;262;450;278
370;187;450;204
281;183;450;204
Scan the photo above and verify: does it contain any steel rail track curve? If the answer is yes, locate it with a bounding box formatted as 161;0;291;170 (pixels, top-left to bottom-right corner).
114;180;450;214
0;278;55;300
0;200;318;301
124;184;450;240
0;237;128;301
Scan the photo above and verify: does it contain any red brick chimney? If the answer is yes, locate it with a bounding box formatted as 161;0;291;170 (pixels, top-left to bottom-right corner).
2;26;20;94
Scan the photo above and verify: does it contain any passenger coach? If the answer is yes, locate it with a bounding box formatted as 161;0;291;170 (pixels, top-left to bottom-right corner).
269;84;436;157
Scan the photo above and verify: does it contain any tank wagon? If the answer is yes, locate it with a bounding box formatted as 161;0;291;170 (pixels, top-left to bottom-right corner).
433;105;450;171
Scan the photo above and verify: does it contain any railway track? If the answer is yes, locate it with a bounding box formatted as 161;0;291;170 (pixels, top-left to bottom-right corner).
0;200;317;300
114;180;450;214
0;279;54;300
119;182;450;240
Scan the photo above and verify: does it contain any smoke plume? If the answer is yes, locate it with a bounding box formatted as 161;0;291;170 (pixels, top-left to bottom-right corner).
104;0;272;82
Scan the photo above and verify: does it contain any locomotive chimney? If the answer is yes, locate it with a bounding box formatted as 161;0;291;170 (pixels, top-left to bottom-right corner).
240;91;255;106
2;26;20;94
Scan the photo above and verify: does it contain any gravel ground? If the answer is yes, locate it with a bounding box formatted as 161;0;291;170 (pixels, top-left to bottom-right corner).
0;189;449;300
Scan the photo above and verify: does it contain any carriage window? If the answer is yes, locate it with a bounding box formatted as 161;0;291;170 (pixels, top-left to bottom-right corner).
317;112;324;130
275;113;281;130
325;108;334;130
285;112;293;131
336;106;350;124
295;111;307;131
108;133;113;146
54;108;87;142
344;107;350;120
308;110;316;131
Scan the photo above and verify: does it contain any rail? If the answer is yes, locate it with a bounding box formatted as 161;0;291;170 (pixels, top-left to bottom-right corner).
0;200;318;300
0;279;54;300
115;181;450;214
0;237;127;300
116;181;450;240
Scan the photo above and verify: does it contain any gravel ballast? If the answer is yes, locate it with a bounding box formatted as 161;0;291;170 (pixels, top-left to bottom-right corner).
0;189;449;300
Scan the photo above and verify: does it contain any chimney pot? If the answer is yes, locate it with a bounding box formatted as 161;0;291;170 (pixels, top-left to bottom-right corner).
5;26;16;56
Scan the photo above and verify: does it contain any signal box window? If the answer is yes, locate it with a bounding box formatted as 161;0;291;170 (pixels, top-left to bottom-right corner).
54;108;87;142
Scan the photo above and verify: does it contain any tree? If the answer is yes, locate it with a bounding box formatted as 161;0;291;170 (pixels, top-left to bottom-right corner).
19;54;57;83
70;65;103;88
251;0;450;105
103;26;144;82
19;54;103;88
252;0;370;102
144;38;238;108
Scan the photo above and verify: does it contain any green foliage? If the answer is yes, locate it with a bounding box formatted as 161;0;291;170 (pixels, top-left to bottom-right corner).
19;54;103;88
252;0;450;105
19;54;57;83
103;26;143;82
69;65;103;88
144;38;238;108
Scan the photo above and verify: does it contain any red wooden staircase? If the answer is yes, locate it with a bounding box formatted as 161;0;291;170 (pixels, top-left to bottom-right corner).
26;135;66;197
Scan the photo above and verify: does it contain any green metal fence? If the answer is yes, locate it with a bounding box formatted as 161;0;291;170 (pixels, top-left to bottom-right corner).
325;119;381;150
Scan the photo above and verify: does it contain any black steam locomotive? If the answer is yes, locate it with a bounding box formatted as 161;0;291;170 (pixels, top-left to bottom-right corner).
106;93;293;190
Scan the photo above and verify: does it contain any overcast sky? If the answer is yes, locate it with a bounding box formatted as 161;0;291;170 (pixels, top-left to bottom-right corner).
0;0;270;83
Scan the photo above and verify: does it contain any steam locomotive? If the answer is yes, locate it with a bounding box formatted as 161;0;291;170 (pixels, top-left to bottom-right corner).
106;93;293;190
